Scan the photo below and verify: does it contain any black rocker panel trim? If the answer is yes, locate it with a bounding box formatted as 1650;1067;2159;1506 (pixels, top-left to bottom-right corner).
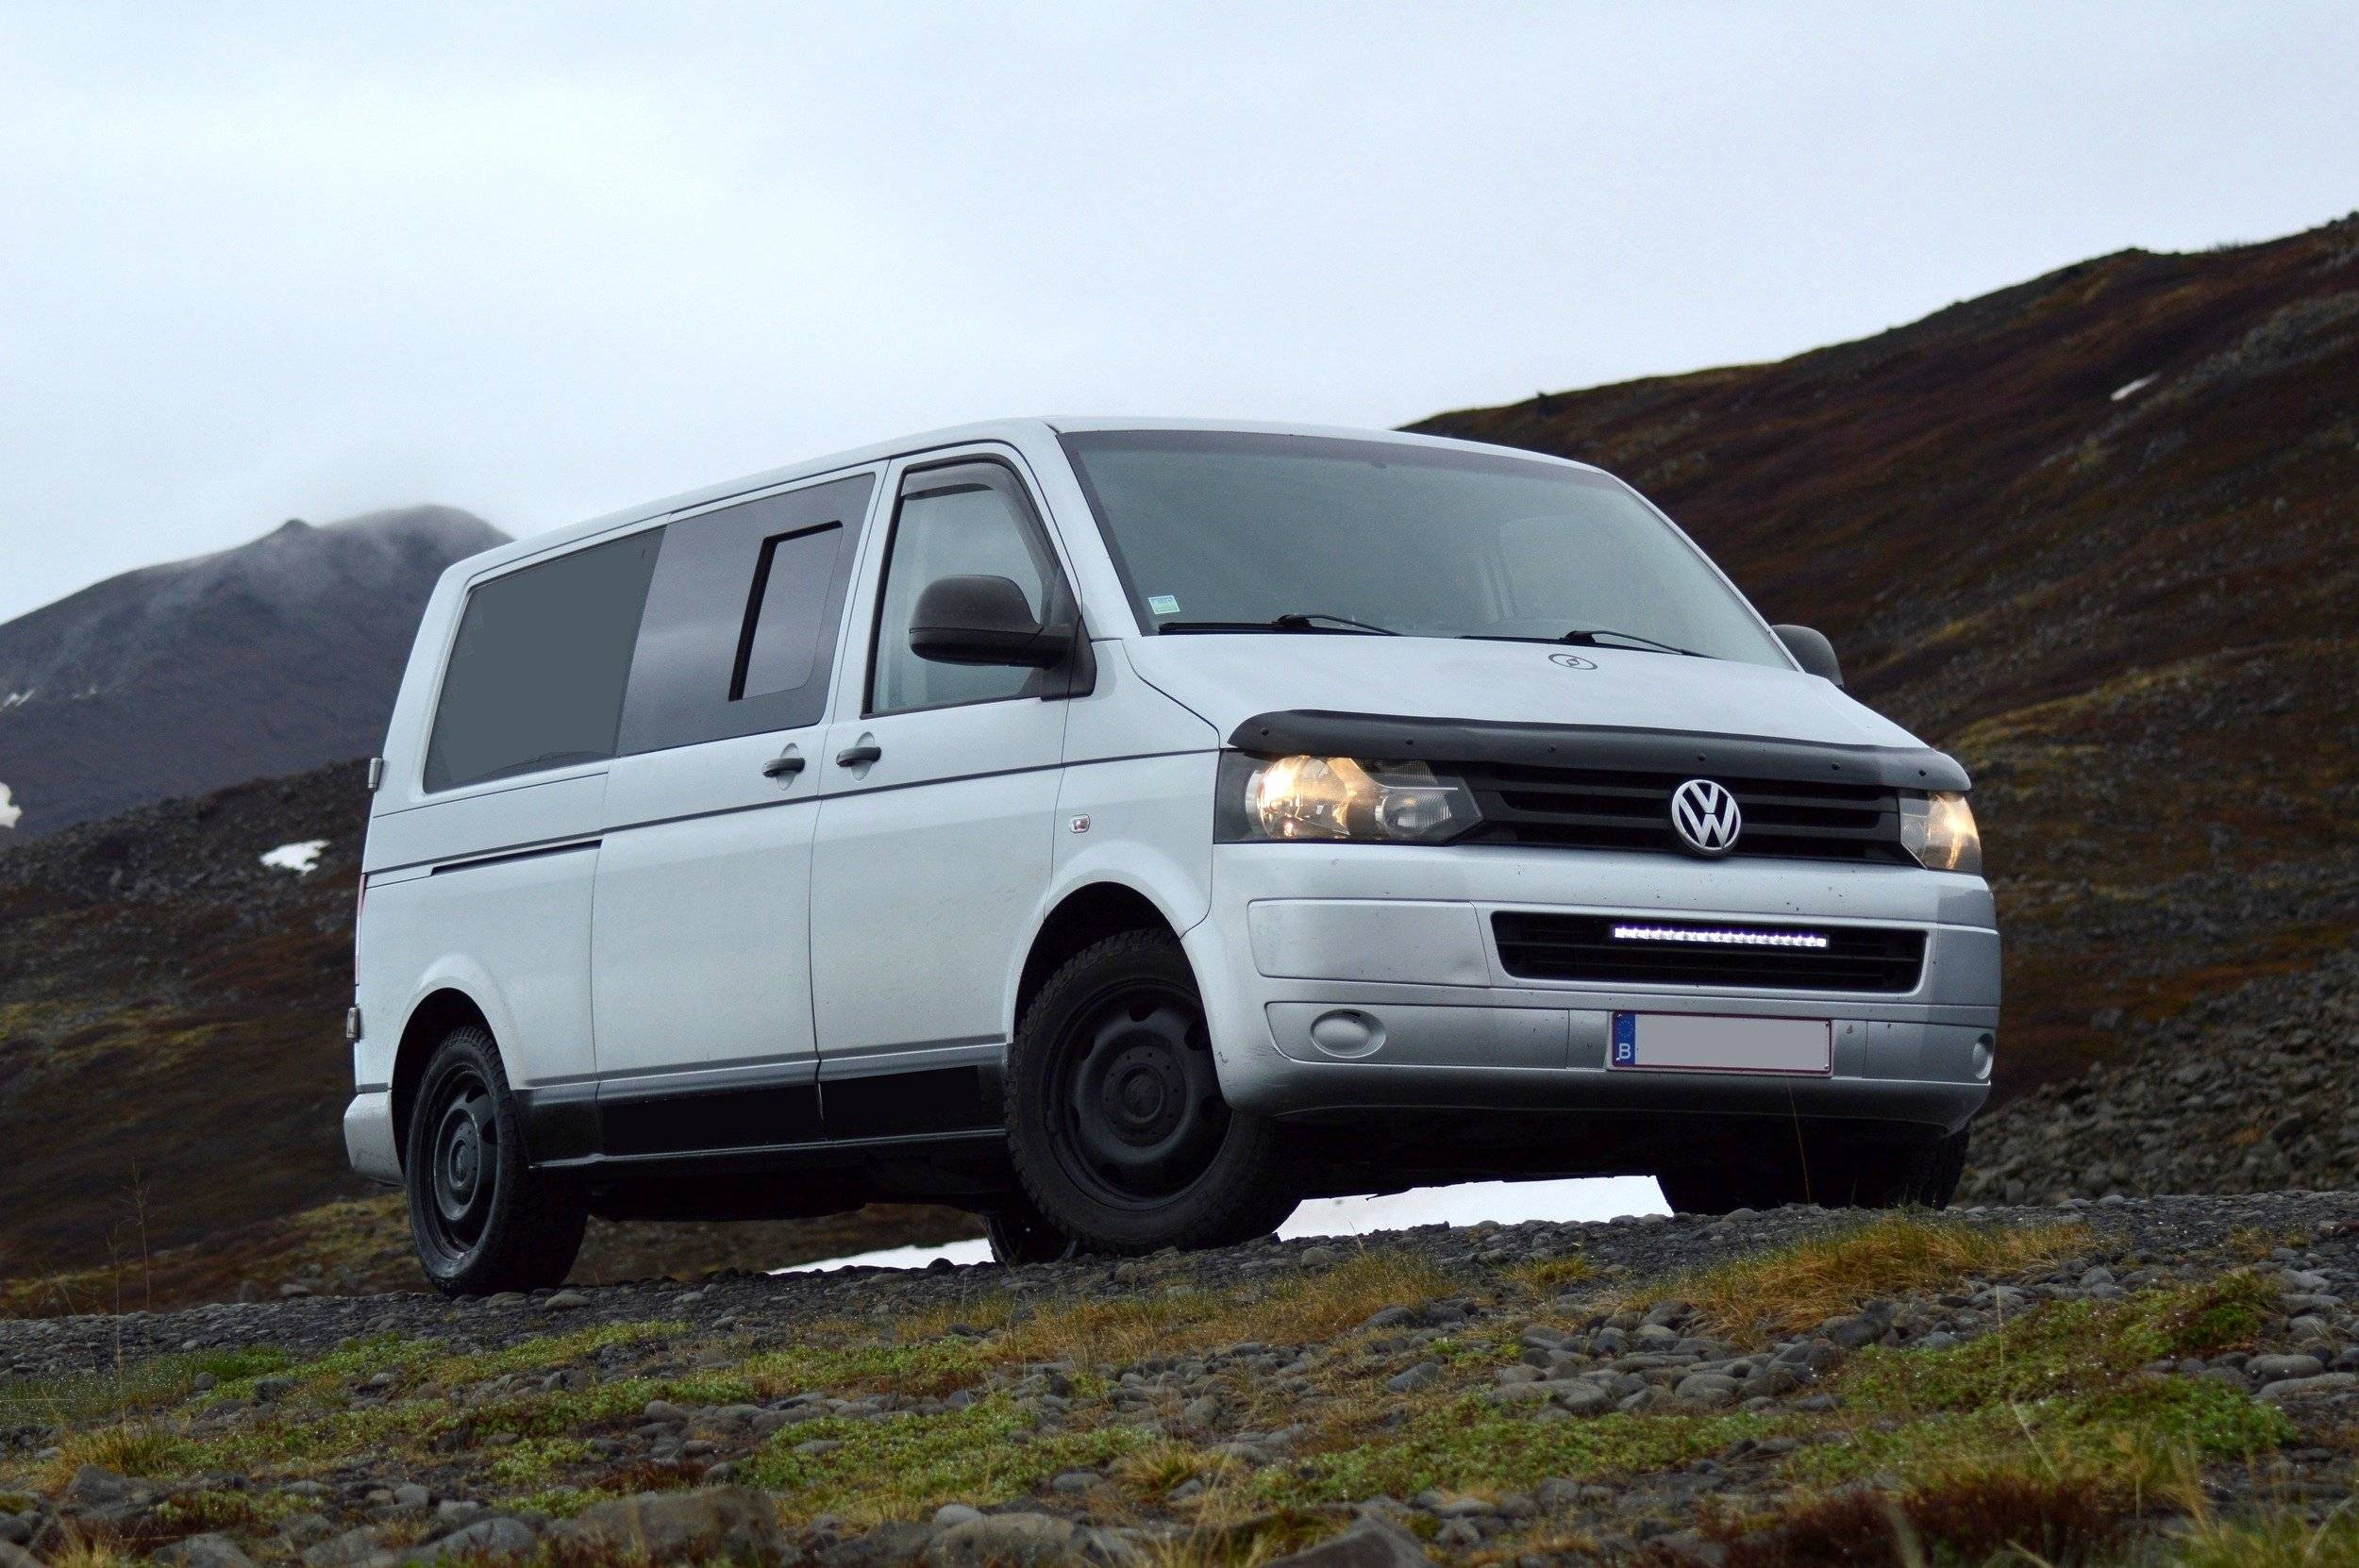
518;1061;999;1168
821;1065;999;1141
1227;710;1972;793
602;1079;826;1158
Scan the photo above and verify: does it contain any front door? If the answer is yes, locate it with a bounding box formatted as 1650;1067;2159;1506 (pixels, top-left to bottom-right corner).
808;455;1079;1130
588;471;877;1151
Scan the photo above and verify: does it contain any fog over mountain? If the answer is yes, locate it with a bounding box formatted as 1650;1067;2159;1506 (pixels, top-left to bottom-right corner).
0;507;505;841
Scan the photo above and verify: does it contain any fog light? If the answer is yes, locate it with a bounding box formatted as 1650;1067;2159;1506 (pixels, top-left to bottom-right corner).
1610;924;1830;950
1307;1009;1384;1059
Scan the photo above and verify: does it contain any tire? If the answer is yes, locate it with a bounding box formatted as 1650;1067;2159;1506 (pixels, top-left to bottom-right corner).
1007;929;1299;1255
1659;1126;1969;1214
981;1192;1080;1265
403;1025;588;1296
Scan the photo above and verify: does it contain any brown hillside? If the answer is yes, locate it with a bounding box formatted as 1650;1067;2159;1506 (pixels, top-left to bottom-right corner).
1414;217;2359;1092
0;763;974;1308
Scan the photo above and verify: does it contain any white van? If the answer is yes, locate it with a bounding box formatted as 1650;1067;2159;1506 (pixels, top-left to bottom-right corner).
346;420;1996;1293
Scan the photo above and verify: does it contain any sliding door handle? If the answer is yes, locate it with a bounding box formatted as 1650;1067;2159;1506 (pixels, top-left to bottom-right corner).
835;743;882;768
761;752;805;780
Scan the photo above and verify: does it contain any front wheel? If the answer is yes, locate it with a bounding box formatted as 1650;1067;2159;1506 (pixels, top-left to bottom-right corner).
403;1026;587;1295
1007;930;1298;1254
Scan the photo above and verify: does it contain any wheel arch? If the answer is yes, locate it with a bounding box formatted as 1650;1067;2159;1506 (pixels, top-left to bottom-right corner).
1012;880;1184;1037
390;987;494;1167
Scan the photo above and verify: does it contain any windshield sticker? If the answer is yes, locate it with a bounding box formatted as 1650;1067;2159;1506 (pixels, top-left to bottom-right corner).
1146;593;1180;615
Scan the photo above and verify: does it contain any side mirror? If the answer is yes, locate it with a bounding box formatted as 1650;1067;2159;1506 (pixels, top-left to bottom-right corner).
909;575;1069;668
1773;624;1844;686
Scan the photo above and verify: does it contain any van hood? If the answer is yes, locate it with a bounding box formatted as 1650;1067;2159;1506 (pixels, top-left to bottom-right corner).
1124;635;1931;754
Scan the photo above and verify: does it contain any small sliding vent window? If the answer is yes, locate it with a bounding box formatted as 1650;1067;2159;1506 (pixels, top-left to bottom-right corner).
733;524;845;701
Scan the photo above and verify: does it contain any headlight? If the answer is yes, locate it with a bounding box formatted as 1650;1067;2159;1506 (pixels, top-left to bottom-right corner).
1217;753;1479;843
1899;791;1982;874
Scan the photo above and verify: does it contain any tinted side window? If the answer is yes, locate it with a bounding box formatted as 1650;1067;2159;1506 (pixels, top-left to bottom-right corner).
617;472;874;754
736;525;843;700
424;530;662;793
870;464;1062;716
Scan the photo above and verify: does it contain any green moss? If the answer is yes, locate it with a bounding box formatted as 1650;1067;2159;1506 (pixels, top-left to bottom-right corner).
0;1344;299;1426
1793;1378;2286;1488
1791;1276;2289;1488
1844;1273;2275;1416
484;1435;597;1487
1263;1397;1785;1502
743;1395;1151;1521
729;1337;987;1399
153;1488;297;1535
1428;1334;1519;1368
432;1321;691;1385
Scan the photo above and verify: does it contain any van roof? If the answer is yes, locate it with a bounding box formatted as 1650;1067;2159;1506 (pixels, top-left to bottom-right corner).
446;417;1597;580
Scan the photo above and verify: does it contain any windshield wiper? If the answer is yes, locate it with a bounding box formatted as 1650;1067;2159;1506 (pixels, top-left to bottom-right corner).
1463;626;1710;659
1161;612;1398;636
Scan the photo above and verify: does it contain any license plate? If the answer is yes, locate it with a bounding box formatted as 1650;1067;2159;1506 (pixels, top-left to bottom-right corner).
1610;1012;1831;1076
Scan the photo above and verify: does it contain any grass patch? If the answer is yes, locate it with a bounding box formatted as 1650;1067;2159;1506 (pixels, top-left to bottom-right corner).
1844;1272;2273;1413
996;1250;1454;1368
742;1395;1152;1524
2168;1494;2359;1566
432;1321;691;1385
0;1345;296;1426
1111;1439;1234;1500
40;1424;200;1489
484;1435;599;1487
1789;1274;2288;1488
1507;1255;1598;1293
1639;1214;2088;1341
152;1488;295;1538
1681;1467;2131;1566
731;1337;988;1400
1261;1395;1784;1502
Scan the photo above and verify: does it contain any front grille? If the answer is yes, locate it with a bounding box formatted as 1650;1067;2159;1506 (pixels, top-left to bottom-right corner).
1493;912;1927;993
1455;761;1909;863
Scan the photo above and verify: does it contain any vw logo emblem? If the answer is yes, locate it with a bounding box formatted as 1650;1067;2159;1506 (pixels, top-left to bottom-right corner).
1548;653;1598;670
1669;778;1742;856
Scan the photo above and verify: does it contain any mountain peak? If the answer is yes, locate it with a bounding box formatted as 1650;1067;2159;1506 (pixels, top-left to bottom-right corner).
0;504;507;840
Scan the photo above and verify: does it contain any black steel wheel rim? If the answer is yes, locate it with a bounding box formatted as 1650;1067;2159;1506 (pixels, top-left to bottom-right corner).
416;1065;499;1267
1045;976;1227;1209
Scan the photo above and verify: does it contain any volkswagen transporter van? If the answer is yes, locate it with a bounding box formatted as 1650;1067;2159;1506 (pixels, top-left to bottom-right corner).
346;420;1996;1293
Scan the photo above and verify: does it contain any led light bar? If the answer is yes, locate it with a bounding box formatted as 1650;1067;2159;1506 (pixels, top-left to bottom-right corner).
1609;924;1831;950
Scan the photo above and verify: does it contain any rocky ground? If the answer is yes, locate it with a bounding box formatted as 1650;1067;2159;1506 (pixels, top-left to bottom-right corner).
8;1193;2359;1566
1962;945;2359;1206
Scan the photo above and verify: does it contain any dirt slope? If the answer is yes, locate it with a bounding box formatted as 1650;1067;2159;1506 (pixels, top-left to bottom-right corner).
1414;215;2359;1090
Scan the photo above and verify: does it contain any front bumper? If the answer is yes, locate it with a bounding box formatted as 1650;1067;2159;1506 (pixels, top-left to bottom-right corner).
1185;843;1999;1143
344;1090;400;1184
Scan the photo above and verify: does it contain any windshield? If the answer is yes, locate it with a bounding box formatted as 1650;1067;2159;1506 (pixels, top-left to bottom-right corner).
1060;430;1790;667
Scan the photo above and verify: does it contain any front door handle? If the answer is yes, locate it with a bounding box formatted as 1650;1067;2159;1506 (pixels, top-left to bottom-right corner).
761;751;805;780
835;743;882;768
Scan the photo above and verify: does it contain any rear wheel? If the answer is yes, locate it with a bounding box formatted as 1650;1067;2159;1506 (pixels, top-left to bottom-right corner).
404;1026;587;1295
1008;930;1298;1254
1659;1126;1969;1214
981;1192;1079;1265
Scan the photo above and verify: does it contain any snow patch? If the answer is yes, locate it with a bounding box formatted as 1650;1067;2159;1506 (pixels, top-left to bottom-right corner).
2110;374;2159;402
260;839;328;875
0;782;19;830
778;1176;1669;1274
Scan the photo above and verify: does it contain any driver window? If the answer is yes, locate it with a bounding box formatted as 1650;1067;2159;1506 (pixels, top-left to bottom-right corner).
870;467;1059;714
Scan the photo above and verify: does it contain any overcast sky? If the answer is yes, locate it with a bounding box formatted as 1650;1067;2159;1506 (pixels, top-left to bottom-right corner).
2;5;2354;624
